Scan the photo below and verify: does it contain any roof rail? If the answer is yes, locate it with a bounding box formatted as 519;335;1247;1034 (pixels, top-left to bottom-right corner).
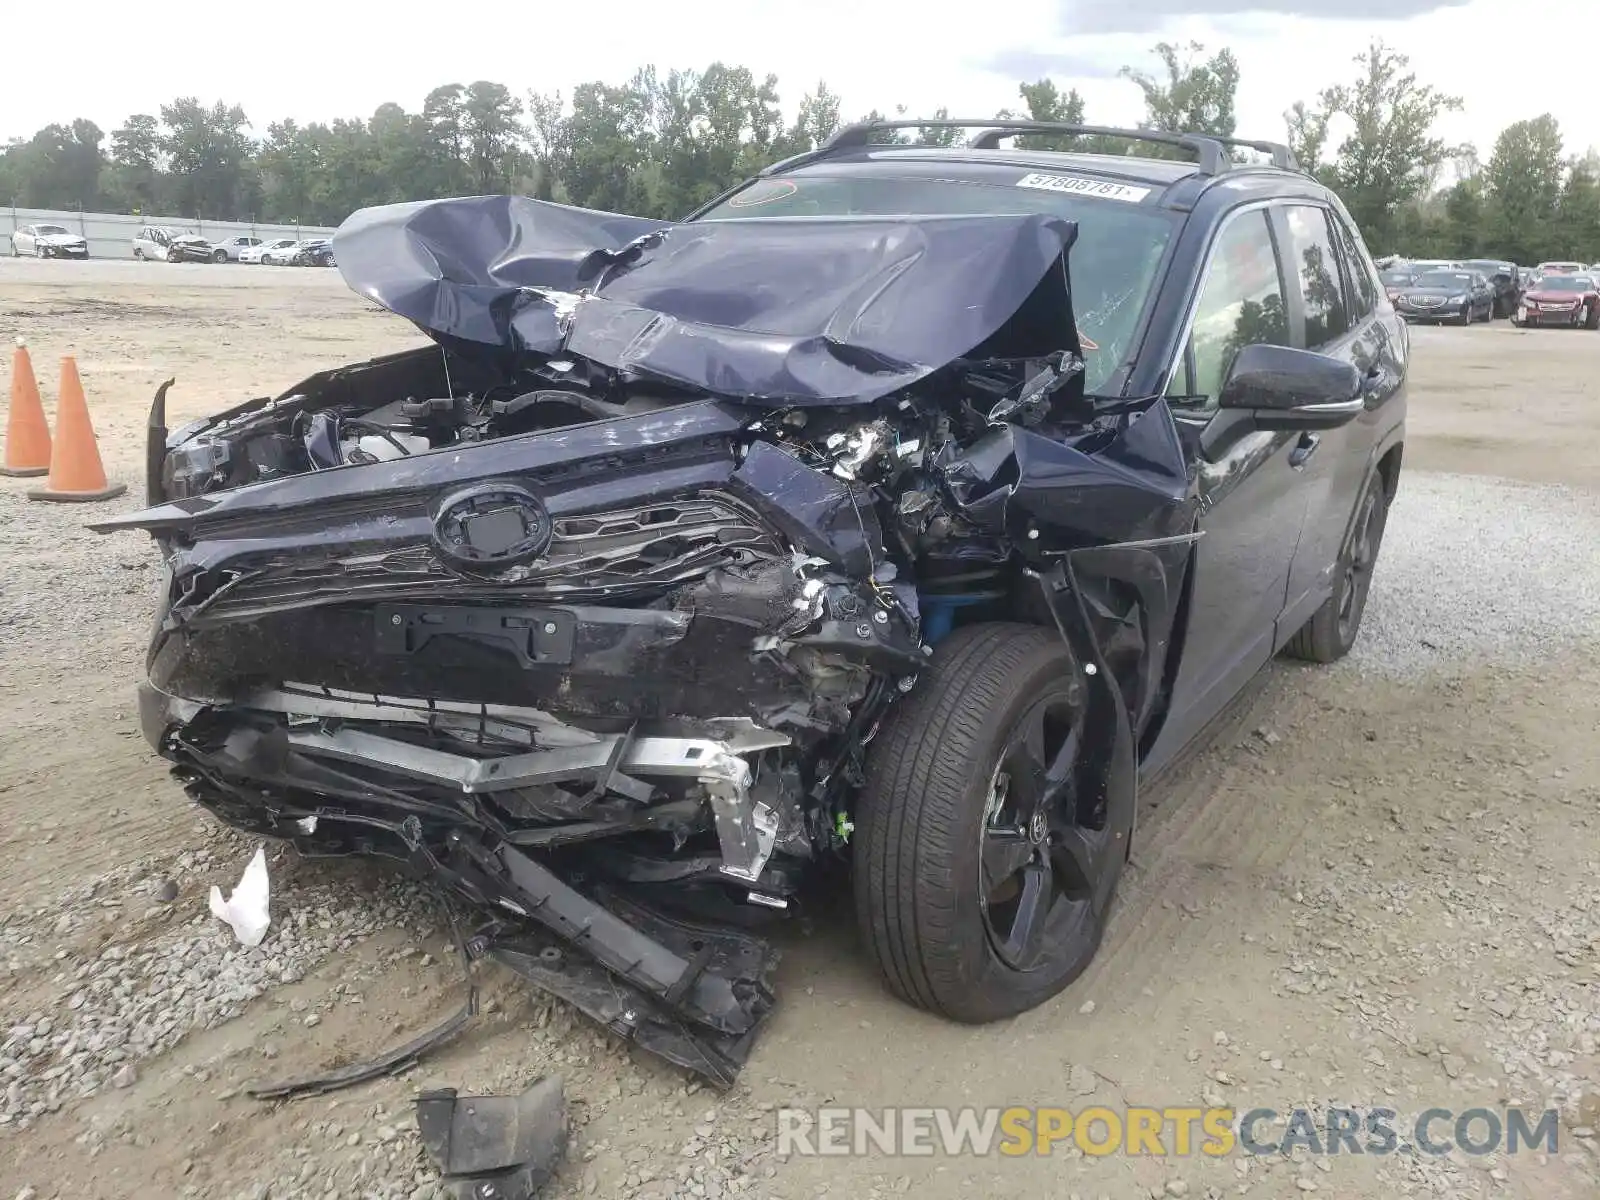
816;120;1224;174
1197;134;1301;171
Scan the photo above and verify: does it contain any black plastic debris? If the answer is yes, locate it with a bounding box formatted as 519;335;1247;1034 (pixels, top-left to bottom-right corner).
416;1076;568;1199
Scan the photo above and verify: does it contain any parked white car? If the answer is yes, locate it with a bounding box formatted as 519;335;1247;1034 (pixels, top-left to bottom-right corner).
259;238;305;265
9;223;89;259
212;235;264;262
240;238;293;264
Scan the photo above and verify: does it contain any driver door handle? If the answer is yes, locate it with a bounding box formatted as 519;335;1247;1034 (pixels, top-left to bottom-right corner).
1289;432;1321;469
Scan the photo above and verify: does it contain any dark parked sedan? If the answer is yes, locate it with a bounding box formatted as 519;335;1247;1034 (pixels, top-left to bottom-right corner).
292;239;336;267
1392;269;1495;324
1461;259;1520;318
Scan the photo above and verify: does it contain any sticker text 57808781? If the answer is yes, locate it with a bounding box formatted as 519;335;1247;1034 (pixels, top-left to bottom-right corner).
1014;173;1153;204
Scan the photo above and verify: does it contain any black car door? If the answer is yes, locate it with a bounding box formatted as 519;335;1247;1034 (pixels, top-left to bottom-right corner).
1277;203;1396;639
1147;203;1316;767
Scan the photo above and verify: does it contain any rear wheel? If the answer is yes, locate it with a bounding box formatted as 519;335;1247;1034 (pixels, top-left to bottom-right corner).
133;247;145;260
212;248;227;263
1284;472;1390;663
854;623;1123;1023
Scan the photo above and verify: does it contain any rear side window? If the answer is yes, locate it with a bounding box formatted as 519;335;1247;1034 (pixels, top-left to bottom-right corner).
1328;211;1379;319
1283;206;1351;348
1167;209;1290;406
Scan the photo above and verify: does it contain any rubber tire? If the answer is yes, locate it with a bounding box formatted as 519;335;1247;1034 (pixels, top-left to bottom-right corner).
853;622;1109;1024
1458;304;1472;326
133;248;144;260
212;248;227;263
1283;472;1390;664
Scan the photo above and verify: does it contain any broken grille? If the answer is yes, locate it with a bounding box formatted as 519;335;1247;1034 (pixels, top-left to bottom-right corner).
185;497;784;620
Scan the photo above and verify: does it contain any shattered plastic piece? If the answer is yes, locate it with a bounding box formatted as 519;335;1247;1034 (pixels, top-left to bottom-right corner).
207;846;270;946
416;1077;568;1200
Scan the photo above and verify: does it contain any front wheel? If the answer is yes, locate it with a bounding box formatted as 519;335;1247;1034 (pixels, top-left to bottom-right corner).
1284;472;1390;663
212;248;227;263
854;623;1124;1023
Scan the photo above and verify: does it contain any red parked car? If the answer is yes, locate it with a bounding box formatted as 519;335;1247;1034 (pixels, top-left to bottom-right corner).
1514;273;1600;328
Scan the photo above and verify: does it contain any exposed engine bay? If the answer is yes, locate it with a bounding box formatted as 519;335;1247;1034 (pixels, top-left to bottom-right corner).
95;195;1197;1085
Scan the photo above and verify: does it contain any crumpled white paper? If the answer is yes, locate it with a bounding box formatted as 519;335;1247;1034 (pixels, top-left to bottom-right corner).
208;846;271;947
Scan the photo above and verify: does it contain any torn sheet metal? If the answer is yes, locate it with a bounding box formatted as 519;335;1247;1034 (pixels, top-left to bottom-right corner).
331;194;1079;404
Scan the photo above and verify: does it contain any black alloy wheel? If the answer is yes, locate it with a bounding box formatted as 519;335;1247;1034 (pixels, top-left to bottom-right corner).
977;688;1102;974
1336;480;1387;647
855;623;1125;1023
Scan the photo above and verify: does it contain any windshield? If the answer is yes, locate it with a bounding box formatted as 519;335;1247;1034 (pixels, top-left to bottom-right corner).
1536;275;1592;292
35;224;70;235
1414;271;1476;289
695;173;1177;393
1465;261;1507;276
1379;269;1414;285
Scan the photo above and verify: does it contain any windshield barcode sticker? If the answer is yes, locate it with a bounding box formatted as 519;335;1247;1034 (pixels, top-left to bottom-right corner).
1014;173;1152;203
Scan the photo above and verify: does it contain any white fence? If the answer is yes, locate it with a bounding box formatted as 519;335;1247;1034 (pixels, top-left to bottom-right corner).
2;206;340;259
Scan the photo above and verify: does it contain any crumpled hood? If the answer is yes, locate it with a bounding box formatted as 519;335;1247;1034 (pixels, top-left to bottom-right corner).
171;235;211;246
331;194;1079;405
35;232;85;245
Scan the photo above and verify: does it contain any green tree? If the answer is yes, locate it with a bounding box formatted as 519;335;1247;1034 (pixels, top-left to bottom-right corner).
1291;41;1463;251
525;90;572;201
1121;41;1240;156
462;82;525;192
160;99;255;219
1556;156;1600;262
1482;116;1566;263
106;114;163;213
12;120;105;208
780;82;843;154
563;78;655;214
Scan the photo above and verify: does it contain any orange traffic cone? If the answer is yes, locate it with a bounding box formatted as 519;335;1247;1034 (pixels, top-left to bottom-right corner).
1;338;52;476
27;356;127;503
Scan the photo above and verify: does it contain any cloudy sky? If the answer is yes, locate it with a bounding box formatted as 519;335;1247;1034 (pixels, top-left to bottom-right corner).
3;0;1585;162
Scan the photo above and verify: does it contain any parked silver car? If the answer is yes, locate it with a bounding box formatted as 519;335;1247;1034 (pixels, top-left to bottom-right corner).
212;235;265;262
9;223;89;259
132;226;222;263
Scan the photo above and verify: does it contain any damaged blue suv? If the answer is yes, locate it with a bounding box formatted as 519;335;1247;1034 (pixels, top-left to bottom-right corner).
96;119;1406;1089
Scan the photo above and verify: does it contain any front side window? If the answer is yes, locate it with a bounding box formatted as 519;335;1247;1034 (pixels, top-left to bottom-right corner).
1283;205;1350;348
695;173;1177;394
1168;209;1290;406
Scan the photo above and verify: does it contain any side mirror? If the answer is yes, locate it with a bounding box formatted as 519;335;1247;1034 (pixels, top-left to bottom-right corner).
1217;343;1364;431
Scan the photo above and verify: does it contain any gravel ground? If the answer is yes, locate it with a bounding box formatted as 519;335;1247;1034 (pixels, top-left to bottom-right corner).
1351;470;1600;678
1;266;1598;1199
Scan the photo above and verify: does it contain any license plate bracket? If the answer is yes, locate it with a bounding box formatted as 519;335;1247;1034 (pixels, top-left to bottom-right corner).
374;604;576;668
